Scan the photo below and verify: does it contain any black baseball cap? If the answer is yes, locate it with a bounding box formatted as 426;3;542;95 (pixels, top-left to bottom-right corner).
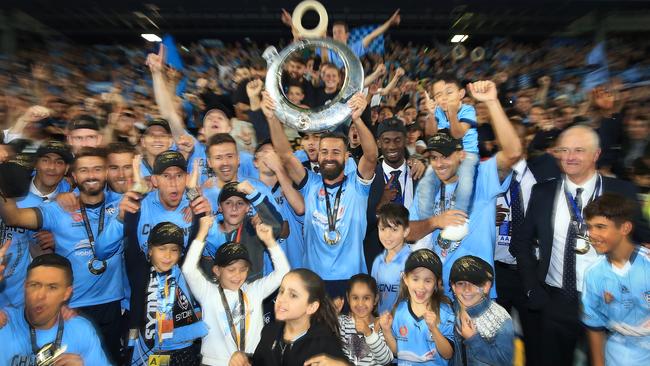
214;242;251;267
218;181;248;204
449;255;494;286
0;153;34;198
36;140;73;164
375;117;407;138
153;150;187;175
148;222;185;248
404;249;442;279
68;115;100;131
426;133;463;156
145;118;172;134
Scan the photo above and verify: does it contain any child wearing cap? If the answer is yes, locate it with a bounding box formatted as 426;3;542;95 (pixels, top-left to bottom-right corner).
581;193;650;366
380;249;455;365
202;180;283;282
449;255;514;366
183;215;289;366
127;221;208;366
371;203;412;315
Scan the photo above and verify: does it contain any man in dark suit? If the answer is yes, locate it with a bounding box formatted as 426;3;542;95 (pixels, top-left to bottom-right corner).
511;125;650;366
363;117;426;271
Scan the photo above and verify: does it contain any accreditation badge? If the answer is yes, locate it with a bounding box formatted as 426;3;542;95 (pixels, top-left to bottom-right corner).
147;354;171;366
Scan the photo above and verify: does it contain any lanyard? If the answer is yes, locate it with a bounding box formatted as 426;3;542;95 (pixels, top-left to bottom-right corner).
218;285;246;352
142;158;154;176
229;224;244;244
323;178;345;233
438;181;458;212
79;201;105;251
563;175;602;224
29;314;64;355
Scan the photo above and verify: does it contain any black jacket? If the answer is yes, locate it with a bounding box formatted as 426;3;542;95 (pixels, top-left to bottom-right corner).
510;176;650;309
364;161;419;271
252;322;346;366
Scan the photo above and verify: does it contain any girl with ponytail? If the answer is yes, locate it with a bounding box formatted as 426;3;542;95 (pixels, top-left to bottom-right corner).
231;269;349;366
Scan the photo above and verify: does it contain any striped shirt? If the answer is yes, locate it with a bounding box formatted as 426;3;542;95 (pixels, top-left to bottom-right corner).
339;314;394;366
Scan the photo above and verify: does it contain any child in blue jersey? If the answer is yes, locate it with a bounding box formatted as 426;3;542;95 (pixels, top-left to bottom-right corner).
381;249;455;365
582;193;650;366
339;274;394;366
0;254;111;365
449;256;514;366
371;203;412;314
417;75;479;241
127;221;207;366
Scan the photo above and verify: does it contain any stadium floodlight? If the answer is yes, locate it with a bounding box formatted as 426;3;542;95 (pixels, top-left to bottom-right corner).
450;34;469;43
141;33;162;42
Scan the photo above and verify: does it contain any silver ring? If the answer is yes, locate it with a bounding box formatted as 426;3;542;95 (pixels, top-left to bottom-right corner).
263;38;364;132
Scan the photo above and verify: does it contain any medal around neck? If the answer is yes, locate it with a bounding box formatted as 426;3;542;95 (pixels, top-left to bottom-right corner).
34;343;67;366
574;235;591;255
88;258;107;275
324;230;341;245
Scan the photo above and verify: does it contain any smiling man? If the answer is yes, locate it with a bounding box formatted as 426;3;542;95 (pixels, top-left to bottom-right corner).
263;90;377;297
0;140;72;309
0;254;110;365
407;81;522;301
511;125;650;365
106;142;135;194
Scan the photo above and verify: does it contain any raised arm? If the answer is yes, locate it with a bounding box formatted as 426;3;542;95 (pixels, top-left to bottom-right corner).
147;45;187;140
468;81;522;180
379;68;404;96
349;93;378;180
261;91;306;184
0;198;40;230
363;64;386;88
362;10;401;48
260;150;305;215
182;215;214;304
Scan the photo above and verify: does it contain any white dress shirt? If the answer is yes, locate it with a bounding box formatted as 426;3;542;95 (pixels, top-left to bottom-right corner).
382;160;414;209
29;178;58;202
546;172;602;291
495;159;536;264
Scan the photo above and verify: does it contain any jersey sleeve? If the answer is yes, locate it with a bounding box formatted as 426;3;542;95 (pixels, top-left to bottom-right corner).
350;40;367;58
95;217;125;260
238;151;258;179
458;105;478;127
36;201;63;231
475;156;511;202
581;266;608;330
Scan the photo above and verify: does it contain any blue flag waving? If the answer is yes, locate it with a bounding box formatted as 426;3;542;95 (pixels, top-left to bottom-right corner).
582;42;609;92
162;34;184;71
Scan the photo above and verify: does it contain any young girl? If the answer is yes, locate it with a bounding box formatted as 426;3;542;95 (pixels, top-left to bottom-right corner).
339;274;394;366
182;215;289;366
128;221;208;366
232;269;348;366
381;249;455;366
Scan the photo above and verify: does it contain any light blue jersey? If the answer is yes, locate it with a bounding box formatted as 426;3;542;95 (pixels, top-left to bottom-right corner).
37;196;125;308
372;245;412;314
299;169;373;280
410;157;511;298
0;307;111;366
135;191;194;253
434;104;478;153
391;300;455;366
317;40;366;69
0;180;70;308
582;246;650;366
187;137;258;186
268;184;305;269
0;193;46;308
